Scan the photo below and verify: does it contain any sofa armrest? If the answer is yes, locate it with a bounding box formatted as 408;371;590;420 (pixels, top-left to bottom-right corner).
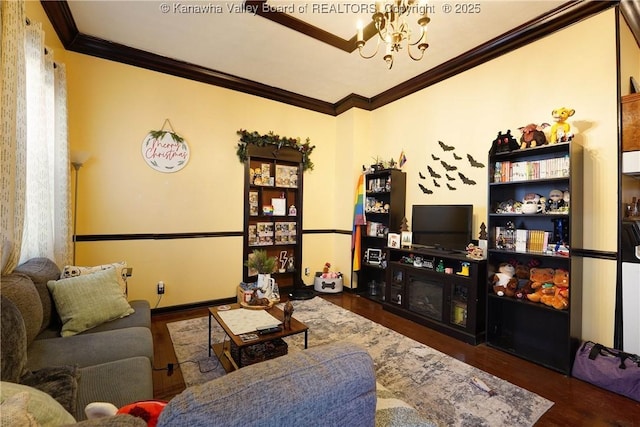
158;341;376;427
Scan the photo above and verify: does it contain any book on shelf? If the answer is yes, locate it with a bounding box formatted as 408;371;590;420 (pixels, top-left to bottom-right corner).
493;227;549;253
494;155;570;182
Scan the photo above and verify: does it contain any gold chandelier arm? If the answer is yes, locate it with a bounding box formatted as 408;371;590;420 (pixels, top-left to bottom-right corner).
407;44;427;61
358;37;382;60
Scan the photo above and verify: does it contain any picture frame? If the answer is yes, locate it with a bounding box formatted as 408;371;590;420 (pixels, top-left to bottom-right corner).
366;248;383;265
272;198;286;216
387;233;400;248
401;231;412;248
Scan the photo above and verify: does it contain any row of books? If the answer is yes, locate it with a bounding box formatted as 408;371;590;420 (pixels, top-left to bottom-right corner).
494;155;569;182
495;227;549;253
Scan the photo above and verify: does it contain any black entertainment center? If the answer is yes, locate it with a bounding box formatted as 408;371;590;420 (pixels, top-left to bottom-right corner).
383;244;487;345
379;204;487;345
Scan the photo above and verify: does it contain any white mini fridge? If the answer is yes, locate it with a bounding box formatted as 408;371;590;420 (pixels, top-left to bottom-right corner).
621;219;640;354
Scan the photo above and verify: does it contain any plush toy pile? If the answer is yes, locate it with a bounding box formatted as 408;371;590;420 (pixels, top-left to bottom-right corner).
321;262;342;279
490;261;569;310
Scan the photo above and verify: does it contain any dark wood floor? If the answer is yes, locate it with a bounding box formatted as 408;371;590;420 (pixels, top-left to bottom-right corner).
151;292;640;426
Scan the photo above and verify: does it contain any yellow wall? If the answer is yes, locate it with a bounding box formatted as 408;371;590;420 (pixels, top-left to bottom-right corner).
27;2;623;344
64;52;339;306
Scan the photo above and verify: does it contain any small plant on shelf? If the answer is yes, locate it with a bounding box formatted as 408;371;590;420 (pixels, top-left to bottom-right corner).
244;249;276;274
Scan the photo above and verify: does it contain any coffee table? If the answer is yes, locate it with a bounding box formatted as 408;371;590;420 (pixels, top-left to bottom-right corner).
208;303;308;371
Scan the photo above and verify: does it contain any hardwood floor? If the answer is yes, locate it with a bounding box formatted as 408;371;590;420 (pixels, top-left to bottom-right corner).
151;292;640;426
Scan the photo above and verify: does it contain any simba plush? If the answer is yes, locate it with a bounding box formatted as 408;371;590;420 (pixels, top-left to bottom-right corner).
550;107;575;143
492;263;517;297
526;267;555;303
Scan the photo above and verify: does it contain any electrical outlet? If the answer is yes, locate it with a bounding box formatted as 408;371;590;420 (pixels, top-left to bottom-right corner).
304;267;310;276
157;281;165;295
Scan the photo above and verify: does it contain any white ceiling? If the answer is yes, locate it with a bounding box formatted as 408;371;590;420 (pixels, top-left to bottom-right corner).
65;1;577;104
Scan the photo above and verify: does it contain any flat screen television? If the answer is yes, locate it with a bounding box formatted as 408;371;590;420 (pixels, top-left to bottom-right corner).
411;204;473;253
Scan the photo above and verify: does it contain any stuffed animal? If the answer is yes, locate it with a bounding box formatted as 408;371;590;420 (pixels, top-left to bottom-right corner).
492;263;517;297
518;123;550;149
85;400;167;427
550;107;575;143
513;263;532;299
489;130;520;155
526;267;555;303
548;268;570;310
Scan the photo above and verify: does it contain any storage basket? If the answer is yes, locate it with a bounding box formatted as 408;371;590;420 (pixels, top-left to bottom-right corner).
230;338;288;367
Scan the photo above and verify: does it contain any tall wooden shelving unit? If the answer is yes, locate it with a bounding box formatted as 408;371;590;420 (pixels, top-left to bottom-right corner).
357;168;406;301
485;142;583;374
242;144;304;292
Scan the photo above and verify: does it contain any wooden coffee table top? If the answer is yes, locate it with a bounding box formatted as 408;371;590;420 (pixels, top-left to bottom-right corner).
209;303;308;349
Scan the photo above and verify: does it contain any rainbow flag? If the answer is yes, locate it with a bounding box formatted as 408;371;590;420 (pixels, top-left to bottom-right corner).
399;150;407;168
352;173;367;272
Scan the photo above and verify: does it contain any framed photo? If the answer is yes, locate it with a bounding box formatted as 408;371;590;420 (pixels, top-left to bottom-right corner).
366;248;383;265
272;198;286;216
401;231;412;248
387;233;400;248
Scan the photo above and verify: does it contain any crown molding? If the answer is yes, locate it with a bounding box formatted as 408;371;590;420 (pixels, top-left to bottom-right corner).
42;1;618;116
621;0;640;47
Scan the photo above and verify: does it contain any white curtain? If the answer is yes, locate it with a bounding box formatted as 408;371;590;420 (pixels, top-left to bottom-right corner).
0;0;28;274
0;0;71;272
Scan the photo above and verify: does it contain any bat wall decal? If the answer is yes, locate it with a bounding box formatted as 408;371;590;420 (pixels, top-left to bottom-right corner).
446;173;456;181
467;154;485;168
438;141;455;151
427;165;442;178
418;183;433;194
447;183;457;191
441;161;457;171
433;179;440;187
419;172;426;179
431;154;440;161
458;172;476;185
453;153;462;160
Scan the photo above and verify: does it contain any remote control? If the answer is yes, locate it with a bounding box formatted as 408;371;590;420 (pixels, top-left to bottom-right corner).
257;326;282;335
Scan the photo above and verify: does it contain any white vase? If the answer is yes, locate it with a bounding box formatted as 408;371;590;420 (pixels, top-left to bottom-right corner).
257;274;275;299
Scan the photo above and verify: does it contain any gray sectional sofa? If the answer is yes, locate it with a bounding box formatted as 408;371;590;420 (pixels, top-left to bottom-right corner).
0;257;154;422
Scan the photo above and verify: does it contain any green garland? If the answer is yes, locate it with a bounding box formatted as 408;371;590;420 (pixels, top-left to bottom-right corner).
236;129;315;171
148;129;184;144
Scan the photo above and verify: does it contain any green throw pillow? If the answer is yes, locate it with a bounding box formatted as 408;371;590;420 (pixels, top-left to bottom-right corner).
47;268;134;337
0;381;76;426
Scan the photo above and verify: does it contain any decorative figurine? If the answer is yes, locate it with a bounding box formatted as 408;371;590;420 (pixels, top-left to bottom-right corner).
549;107;575;143
283;301;294;330
517;123;549;149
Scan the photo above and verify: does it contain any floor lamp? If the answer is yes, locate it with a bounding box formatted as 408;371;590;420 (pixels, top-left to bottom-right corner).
70;151;90;264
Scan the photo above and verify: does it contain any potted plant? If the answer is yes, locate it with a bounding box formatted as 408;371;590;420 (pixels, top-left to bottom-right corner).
245;250;277;301
245;249;276;275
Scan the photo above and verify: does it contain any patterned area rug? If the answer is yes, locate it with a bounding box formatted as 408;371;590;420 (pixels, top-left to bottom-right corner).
167;297;553;426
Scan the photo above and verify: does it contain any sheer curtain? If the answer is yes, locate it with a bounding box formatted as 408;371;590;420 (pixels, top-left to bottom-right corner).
0;0;71;272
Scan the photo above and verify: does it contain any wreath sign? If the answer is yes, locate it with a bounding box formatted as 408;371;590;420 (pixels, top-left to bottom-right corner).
236;129;315;171
141;119;190;173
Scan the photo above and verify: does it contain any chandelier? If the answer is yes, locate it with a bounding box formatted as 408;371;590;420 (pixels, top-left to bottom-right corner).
356;0;431;69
